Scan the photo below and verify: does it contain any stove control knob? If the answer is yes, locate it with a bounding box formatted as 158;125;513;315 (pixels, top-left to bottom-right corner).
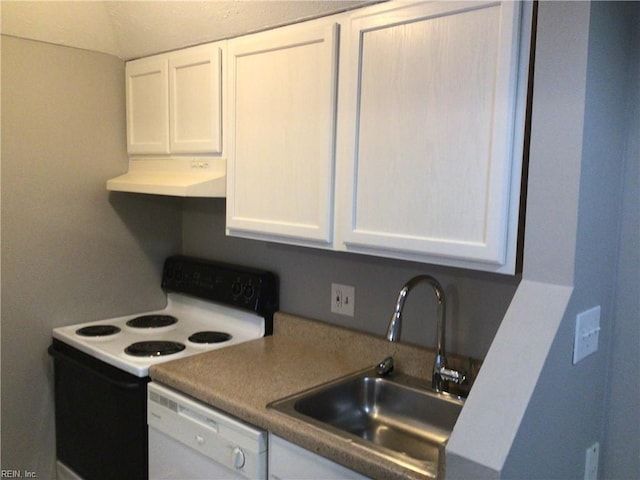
232;447;245;469
243;284;255;299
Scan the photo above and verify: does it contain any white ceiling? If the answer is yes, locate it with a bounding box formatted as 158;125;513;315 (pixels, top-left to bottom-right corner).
1;1;371;60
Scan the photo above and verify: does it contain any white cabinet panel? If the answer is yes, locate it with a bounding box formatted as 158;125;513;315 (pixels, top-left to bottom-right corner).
222;1;531;273
337;1;530;272
169;44;223;153
226;20;339;244
126;43;224;155
268;434;370;480
126;57;169;154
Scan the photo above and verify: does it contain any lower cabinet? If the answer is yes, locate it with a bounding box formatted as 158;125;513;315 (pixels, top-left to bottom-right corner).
268;434;370;480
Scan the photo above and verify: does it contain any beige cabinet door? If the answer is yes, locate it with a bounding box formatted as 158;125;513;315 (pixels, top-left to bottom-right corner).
126;42;224;155
268;434;370;480
169;43;223;154
337;1;530;273
126;57;169;154
226;19;339;245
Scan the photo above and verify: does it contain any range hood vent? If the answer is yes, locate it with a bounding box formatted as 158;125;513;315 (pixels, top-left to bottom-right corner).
107;157;225;197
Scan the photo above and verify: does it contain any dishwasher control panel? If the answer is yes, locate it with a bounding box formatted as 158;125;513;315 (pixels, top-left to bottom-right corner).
148;382;267;480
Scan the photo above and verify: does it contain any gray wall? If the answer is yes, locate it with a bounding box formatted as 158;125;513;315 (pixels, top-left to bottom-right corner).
0;36;182;476
182;199;520;360
447;3;592;476
413;2;639;478
602;2;640;477
2;1;638;478
501;2;638;478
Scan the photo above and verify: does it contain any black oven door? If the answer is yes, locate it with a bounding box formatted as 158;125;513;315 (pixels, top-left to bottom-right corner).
49;339;149;480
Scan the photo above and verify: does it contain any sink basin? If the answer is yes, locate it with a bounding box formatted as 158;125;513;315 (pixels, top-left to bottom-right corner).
269;368;464;476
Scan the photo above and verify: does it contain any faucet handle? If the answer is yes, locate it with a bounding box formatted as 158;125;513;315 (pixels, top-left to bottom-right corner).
436;366;466;385
376;357;394;376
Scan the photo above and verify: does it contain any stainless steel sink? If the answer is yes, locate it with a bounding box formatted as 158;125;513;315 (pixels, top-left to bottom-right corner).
269;368;464;476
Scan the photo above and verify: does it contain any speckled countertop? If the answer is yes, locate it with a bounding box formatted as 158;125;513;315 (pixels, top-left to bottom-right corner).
150;312;439;479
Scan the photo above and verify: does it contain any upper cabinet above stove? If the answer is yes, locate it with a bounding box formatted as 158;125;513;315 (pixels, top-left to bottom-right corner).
126;42;224;155
225;0;533;274
107;42;227;197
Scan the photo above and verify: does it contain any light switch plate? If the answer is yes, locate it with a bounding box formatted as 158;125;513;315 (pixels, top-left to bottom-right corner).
573;306;601;364
584;442;599;480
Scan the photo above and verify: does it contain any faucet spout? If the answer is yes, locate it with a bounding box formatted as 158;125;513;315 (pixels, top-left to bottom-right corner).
387;275;446;350
386;275;465;394
386;284;411;342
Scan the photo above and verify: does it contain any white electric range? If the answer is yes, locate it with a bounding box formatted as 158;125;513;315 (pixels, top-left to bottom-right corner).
52;292;269;377
49;255;278;480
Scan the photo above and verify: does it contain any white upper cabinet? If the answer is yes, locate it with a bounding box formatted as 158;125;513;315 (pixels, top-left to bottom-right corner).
126;56;169;154
169;45;223;153
226;19;339;245
126;43;224;155
336;1;531;273
221;1;531;272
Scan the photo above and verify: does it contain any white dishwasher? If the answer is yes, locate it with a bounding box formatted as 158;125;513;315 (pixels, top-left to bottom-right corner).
148;382;267;480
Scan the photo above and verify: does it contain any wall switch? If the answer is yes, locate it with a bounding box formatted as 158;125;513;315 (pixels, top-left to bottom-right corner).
584;442;599;480
573;306;601;364
331;284;355;317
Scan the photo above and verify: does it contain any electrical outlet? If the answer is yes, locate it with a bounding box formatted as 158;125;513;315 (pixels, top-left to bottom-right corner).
584;442;599;480
573;306;601;364
331;283;355;317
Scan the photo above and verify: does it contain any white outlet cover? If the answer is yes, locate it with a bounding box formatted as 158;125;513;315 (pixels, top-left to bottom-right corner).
573;306;601;364
331;283;355;317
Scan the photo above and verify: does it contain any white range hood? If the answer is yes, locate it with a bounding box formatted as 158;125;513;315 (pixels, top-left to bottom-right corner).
107;157;226;197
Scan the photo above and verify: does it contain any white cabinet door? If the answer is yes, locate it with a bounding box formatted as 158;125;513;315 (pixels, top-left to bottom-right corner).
268;434;370;480
337;1;529;272
226;20;339;245
126;43;224;155
169;44;223;154
126;57;169;154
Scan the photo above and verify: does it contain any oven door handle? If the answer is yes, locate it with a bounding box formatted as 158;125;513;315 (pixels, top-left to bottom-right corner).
48;344;145;391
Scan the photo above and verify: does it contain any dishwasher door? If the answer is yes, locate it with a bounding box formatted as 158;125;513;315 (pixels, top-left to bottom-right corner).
147;382;267;480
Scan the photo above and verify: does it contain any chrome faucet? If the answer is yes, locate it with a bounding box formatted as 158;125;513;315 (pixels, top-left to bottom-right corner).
386;275;466;393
